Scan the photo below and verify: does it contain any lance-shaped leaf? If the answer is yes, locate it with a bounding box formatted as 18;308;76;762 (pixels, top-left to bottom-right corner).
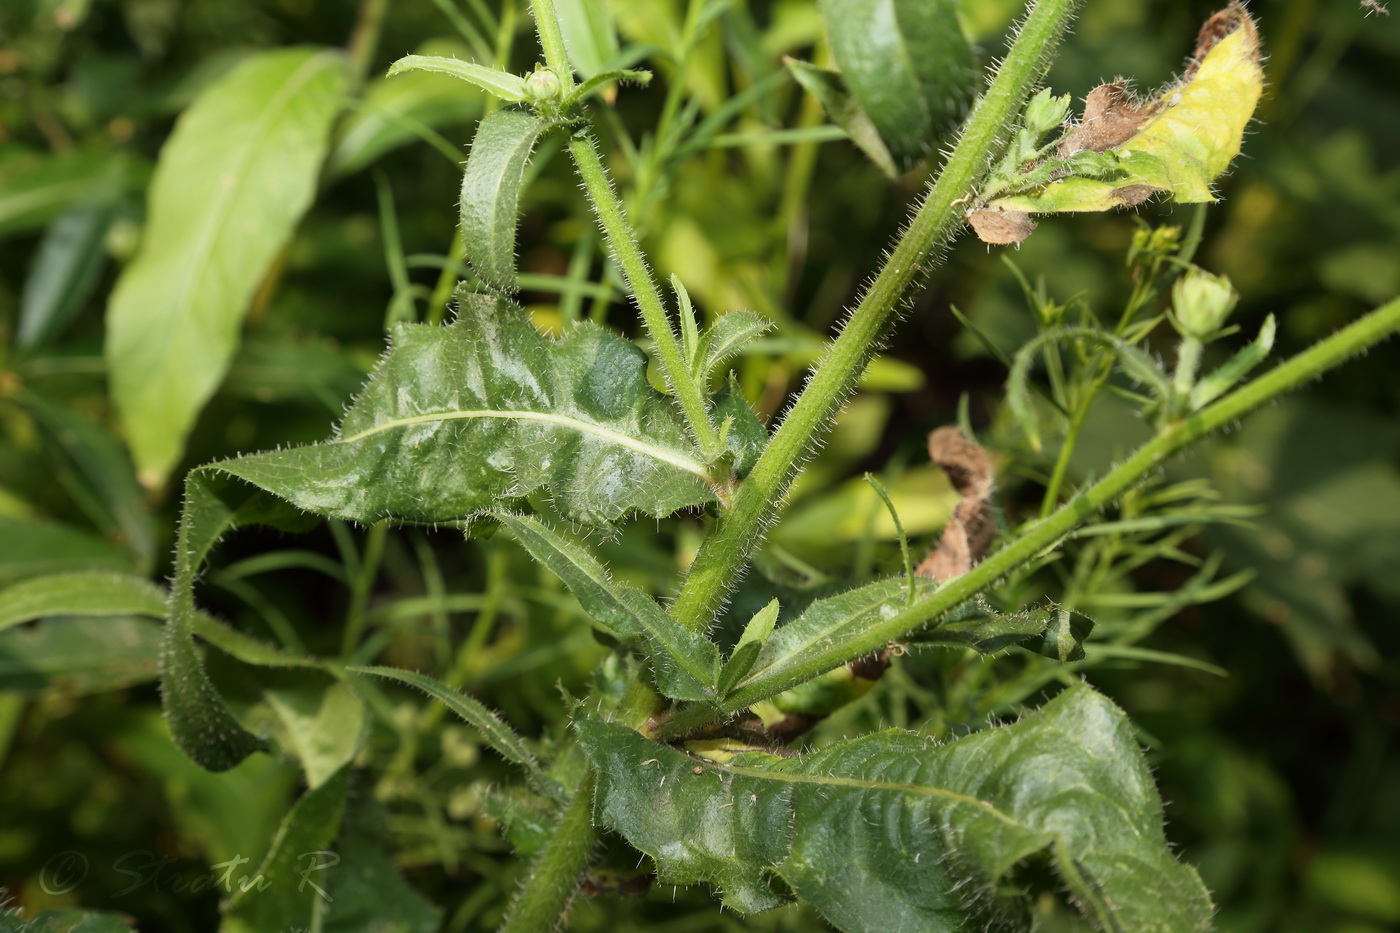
717;599;779;699
579;685;1213;930
818;0;972;171
694;311;773;386
496;513;720;702
0;571;165;632
786;59;898;179
201;292;748;526
460;109;546;293
732;577;938;700
105;48;345;487
972;4;1263;243
386;54;529;102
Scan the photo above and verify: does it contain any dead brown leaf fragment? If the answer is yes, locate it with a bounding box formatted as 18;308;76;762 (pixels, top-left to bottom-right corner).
1186;2;1258;80
968;208;1036;246
1058;82;1159;157
916;427;997;582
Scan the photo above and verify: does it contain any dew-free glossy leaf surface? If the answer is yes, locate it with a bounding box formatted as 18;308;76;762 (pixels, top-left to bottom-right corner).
579;685;1212;931
105;48;345;487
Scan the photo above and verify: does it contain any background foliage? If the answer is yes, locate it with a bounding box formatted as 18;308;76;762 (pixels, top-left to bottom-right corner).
0;0;1397;930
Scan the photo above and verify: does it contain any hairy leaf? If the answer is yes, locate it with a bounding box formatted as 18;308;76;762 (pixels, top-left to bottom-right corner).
460;109;546;292
351;664;554;794
818;0;972;171
386;54;529;102
496;513;720;702
579;685;1213;930
105;48;345;487
979;4;1262;233
694;311;773;386
201;292;745;526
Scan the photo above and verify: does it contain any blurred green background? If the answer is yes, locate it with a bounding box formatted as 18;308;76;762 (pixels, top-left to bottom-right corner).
1;0;1398;930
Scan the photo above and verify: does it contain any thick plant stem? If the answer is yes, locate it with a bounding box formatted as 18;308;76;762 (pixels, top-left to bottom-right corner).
669;0;1085;633
499;768;596;933
654;294;1400;726
568;134;722;457
528;0;575;92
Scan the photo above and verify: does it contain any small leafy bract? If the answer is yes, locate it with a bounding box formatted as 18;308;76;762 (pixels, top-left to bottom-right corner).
579;685;1213;931
459;108;546;292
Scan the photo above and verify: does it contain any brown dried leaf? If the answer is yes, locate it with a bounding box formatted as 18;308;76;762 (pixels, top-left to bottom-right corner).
916;427;997;582
968;208;1036;246
1057;82;1159;157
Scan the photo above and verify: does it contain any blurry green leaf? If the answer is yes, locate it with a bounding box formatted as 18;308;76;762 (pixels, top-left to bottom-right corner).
321;794;444;932
0;147;137;237
330;41;482;177
482;786;557;857
496;512;720;702
19;392;156;567
351;664;553;793
262;670;365;789
17;199;119;349
786;58;898;178
0;570;164;632
580;685;1213;928
0;517;133;585
221;767;349;933
818;0;972;171
459;109;546;293
554;0;620;77
20;910;135;932
105;48;346;488
386;54;528;102
0;615;162;694
193;292;744;526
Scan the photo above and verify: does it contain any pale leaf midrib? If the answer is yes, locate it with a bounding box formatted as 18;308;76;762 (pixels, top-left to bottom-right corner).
336;408;710;478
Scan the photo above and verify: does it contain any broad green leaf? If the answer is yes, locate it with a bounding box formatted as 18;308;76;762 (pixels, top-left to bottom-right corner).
495;512;721;702
221;767;349;933
0;615;162;694
0;571;164;632
387;54;528;102
694;311;773;385
351;664;553;793
105;48;345;488
786;59;898;179
460;109;546;293
717;598;779;698
579;685;1213;930
555;0;620;77
199;292;746;526
262;670;365;789
818;0;972;171
17;198;119;349
982;7;1262;223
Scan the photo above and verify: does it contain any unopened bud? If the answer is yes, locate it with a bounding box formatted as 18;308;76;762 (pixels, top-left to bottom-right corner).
1172;269;1238;338
525;67;562;103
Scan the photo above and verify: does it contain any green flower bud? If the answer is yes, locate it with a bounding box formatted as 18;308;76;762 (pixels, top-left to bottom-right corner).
524;67;562;103
1023;88;1071;137
1172;268;1238;338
